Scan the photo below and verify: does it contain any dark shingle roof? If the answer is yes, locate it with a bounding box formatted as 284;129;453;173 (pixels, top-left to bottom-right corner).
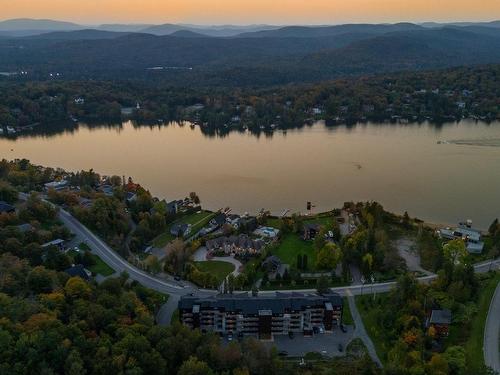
430;309;452;324
65;264;91;281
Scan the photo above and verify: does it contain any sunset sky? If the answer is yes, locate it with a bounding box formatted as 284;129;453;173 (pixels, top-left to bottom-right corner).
2;0;499;25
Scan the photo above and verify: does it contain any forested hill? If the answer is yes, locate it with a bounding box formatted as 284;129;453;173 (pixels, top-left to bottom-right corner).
0;24;499;87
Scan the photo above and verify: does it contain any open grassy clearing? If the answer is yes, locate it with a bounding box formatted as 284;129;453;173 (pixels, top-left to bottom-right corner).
194;260;235;284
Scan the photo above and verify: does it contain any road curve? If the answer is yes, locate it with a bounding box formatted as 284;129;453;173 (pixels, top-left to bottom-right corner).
484;279;500;373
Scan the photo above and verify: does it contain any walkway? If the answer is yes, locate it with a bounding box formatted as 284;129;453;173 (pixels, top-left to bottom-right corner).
346;291;383;368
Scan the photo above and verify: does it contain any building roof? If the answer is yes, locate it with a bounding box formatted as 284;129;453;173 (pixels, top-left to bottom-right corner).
430;309;452;325
41;238;65;248
16;223;35;232
65;264;91;281
0;201;15;213
179;292;342;315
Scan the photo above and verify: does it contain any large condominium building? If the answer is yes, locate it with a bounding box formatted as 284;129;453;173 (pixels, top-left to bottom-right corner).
178;292;343;340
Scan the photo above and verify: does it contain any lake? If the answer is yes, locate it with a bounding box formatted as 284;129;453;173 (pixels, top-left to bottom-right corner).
1;120;499;229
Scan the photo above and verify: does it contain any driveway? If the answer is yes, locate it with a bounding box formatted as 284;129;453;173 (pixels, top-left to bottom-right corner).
193;247;242;277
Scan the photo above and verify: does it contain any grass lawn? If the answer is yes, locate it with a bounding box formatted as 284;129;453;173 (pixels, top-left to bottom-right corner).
342;297;354;326
89;255;115;276
66;243;115;277
356;294;391;365
194;261;235;284
463;272;500;373
152;211;215;248
272;233;317;270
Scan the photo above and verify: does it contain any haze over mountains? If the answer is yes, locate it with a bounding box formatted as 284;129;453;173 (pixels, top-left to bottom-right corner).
0;18;499;87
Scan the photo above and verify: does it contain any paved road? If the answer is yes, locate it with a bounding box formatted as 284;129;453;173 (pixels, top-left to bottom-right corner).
347;291;383;367
484;268;500;373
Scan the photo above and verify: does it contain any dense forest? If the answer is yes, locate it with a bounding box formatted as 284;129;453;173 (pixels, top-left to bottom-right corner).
0;65;498;137
0;24;499;86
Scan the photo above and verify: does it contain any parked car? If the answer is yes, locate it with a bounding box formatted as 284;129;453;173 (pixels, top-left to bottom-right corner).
338;343;343;352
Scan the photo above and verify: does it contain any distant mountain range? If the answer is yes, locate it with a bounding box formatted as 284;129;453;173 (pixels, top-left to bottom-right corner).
0;18;499;87
0;18;499;38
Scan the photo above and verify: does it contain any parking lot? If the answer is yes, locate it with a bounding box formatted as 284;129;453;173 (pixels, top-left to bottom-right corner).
264;325;355;357
222;325;355;358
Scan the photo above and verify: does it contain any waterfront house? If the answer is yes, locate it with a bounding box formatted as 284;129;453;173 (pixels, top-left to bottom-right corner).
44;180;69;192
210;213;227;228
170;223;191;237
437;222;484;253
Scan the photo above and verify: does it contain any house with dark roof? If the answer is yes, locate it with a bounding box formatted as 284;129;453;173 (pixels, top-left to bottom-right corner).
179;292;343;339
170;223;191;237
0;201;15;214
206;234;265;256
65;264;92;281
41;238;66;251
210;213;227;228
428;309;452;337
303;223;322;240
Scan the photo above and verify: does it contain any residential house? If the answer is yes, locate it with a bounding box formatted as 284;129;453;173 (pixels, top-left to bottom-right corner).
210;213;227;228
126;192;137;202
437;222;484;253
44;180;69;192
0;201;15;214
428;309;451;337
238;216;258;232
206;234;265;256
41;238;66;251
262;255;289;280
179;292;343;339
65;264;92;281
170;223;191;237
226;214;241;229
303;223;322;240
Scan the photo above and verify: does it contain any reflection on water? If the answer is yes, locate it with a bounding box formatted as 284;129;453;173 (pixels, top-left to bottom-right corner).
1;120;499;228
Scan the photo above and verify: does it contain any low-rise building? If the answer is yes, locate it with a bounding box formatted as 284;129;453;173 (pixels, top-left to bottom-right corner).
303;223;321;240
179;292;343;339
437;222;484;253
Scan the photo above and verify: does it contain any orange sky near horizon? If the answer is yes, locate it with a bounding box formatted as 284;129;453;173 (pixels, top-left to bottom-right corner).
1;0;499;25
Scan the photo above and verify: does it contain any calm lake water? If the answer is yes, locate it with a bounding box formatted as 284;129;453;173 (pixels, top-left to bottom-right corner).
1;120;499;228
